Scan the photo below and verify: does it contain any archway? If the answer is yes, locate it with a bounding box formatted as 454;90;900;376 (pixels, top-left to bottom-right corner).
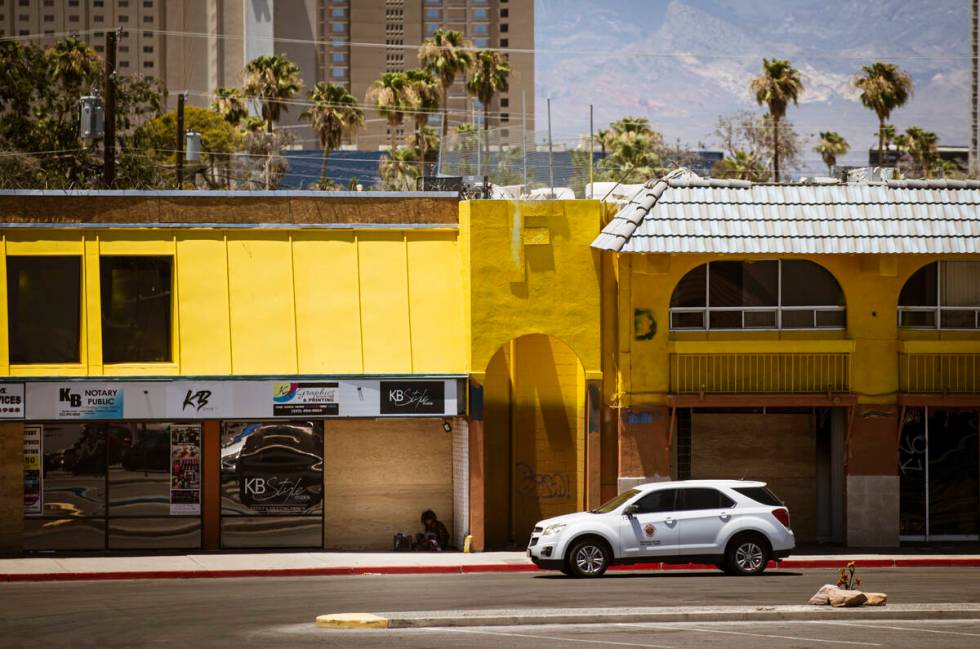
483;334;586;549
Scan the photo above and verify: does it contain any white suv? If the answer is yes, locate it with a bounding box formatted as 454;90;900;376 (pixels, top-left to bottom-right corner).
527;480;794;578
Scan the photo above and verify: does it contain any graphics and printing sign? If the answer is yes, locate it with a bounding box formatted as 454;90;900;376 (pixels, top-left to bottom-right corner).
55;384;124;419
0;383;24;419
272;382;340;416
379;380;445;415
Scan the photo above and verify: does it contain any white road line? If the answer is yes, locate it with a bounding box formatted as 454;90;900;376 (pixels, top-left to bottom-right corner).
808;620;980;638
431;627;675;648
621;623;881;646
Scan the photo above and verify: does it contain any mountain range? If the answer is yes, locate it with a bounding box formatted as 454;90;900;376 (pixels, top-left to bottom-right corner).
535;0;970;175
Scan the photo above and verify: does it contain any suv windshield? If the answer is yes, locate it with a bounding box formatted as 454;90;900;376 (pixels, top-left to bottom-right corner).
734;486;783;506
591;489;639;513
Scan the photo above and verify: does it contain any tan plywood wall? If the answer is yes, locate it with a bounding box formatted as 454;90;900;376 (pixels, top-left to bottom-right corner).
324;419;453;550
691;412;818;543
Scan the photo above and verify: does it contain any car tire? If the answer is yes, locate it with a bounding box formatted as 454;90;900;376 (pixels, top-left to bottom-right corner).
724;534;770;576
566;538;611;578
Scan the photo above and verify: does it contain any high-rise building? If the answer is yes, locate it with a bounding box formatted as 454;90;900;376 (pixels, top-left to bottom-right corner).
1;1;533;152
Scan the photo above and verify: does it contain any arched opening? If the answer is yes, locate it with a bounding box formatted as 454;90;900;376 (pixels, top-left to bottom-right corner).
670;260;846;331
483;334;586;549
898;260;980;329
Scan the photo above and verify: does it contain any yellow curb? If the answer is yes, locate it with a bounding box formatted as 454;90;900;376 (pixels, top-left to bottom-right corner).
315;613;389;629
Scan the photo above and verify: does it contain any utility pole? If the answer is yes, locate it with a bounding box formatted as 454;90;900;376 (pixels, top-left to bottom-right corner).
521;90;528;192
176;93;185;188
547;98;555;197
972;0;978;176
103;29;118;187
589;104;595;199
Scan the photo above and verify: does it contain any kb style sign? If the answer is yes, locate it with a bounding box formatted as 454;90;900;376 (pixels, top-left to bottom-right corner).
380;381;446;414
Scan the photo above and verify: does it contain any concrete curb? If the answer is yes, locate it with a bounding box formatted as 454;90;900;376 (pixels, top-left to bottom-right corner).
3;557;980;582
323;604;980;629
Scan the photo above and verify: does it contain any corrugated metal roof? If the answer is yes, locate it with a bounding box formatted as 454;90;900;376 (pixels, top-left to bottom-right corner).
591;171;980;254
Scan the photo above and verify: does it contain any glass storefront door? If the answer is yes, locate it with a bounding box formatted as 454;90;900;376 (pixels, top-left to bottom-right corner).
23;422;203;551
899;407;979;541
219;420;324;548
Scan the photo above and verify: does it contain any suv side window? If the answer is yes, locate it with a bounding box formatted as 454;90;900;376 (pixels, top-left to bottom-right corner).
635;489;677;513
676;488;734;511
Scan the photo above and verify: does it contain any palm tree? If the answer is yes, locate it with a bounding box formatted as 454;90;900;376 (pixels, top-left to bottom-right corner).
366;71;410;153
711;149;769;181
243;54;303;132
418;28;473;146
211;87;248;127
750;58;803;182
466;49;511;175
814;131;850;176
404;68;441;181
301;82;364;187
45;36;101;89
854;62;913;165
407;125;440;178
379;147;420;191
895;126;939;178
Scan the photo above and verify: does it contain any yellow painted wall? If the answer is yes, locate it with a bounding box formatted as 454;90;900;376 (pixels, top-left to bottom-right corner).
0;228;466;377
615;253;980;406
483;334;585;546
461;201;603;380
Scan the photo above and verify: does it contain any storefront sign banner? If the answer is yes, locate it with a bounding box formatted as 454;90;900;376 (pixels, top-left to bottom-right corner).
23;424;42;515
55;384;124;419
167;382;233;418
380;380;446;415
0;383;25;419
272;382;340;416
170;424;202;515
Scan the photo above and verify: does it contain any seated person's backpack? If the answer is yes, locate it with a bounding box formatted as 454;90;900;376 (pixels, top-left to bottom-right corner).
392;532;413;551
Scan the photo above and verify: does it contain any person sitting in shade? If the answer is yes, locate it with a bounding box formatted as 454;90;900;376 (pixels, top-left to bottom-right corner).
416;509;450;551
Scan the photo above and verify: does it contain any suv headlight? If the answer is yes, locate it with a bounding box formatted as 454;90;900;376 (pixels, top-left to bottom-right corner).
542;523;567;536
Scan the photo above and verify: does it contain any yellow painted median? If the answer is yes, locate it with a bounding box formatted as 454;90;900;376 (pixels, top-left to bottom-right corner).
315;613;389;629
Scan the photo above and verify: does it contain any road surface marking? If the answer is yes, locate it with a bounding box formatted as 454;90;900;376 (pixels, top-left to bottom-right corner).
809;620;980;638
433;627;674;648
622;623;880;646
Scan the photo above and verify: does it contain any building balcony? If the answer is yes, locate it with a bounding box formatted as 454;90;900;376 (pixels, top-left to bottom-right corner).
669;342;853;395
899;346;980;394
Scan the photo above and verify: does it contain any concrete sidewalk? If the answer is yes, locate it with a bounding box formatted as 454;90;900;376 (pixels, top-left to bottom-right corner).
2;550;980;582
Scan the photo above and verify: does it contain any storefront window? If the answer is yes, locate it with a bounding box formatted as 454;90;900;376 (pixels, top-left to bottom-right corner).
100;256;173;363
220;421;323;548
900;407;979;540
23;422;202;551
6;256;81;364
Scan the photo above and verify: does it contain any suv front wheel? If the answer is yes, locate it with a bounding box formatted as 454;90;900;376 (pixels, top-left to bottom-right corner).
566;538;611;578
724;534;770;576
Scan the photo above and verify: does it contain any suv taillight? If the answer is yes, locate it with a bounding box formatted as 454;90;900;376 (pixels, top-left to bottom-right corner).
772;507;791;529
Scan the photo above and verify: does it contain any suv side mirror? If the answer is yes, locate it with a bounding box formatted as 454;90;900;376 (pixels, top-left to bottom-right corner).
624;504;639;518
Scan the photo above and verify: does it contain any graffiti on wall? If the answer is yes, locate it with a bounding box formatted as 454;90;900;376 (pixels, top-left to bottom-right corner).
516;463;570;500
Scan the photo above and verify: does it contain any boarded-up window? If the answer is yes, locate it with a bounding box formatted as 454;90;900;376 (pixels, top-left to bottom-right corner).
6;256;81;364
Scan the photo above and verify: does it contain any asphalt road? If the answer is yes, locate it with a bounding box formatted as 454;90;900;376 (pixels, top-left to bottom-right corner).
2;568;980;648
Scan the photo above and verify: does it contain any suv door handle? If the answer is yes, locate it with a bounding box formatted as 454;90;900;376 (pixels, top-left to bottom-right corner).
719;513;731;522
664;517;676;527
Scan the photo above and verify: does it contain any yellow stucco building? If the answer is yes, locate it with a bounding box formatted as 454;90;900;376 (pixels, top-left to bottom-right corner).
0;177;978;554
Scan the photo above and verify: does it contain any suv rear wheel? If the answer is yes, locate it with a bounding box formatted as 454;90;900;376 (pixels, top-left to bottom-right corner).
724;534;770;576
566;538;611;578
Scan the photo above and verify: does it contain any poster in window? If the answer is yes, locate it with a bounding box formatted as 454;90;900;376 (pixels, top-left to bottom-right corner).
170;424;201;515
23;424;42;515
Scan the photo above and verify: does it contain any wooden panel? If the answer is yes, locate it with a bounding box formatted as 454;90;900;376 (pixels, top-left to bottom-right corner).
201;420;220;551
691;412;818;543
324;419;453;550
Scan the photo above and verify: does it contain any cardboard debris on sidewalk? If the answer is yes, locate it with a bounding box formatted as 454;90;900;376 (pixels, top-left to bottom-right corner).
808;584;887;607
